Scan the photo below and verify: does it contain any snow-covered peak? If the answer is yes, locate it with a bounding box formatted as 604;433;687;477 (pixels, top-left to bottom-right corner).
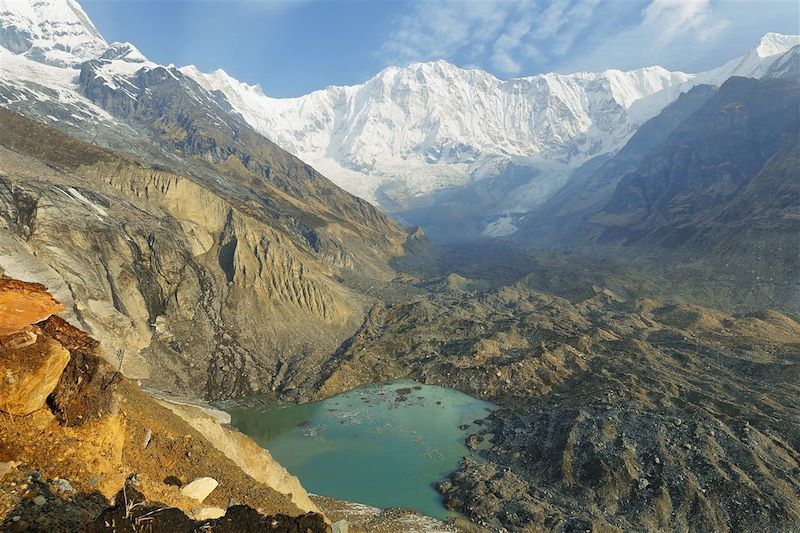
754;32;799;59
0;0;107;66
698;32;800;84
181;65;267;98
100;41;148;63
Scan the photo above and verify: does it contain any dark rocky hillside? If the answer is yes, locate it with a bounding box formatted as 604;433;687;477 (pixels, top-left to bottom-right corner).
517;75;800;313
590;76;799;312
516;84;718;248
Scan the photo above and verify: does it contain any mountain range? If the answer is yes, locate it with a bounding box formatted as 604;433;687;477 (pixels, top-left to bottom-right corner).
1;2;800;531
181;33;799;240
1;0;797;241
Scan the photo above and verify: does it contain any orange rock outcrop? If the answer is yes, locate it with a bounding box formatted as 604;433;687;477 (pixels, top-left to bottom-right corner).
0;278;64;338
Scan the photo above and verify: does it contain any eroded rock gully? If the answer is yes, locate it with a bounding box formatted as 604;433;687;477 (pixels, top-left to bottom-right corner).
0;107;409;401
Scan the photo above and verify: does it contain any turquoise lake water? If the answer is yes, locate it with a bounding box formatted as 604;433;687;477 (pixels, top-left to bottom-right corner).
222;380;498;519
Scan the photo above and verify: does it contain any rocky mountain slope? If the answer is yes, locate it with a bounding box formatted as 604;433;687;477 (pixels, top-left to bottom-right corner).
0;0;424;401
0;103;407;400
517;72;800;313
182;34;799;240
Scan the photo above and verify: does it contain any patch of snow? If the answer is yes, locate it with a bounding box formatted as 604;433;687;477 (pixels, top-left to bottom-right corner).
67;187;108;217
482;215;518;238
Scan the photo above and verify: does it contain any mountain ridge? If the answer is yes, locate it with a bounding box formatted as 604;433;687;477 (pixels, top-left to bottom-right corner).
180;32;799;240
0;0;796;243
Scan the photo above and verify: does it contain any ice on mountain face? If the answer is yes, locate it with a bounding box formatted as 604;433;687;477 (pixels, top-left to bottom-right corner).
183;58;694;212
89;43;159;95
0;0;107;66
0;36;119;138
0;0;154;117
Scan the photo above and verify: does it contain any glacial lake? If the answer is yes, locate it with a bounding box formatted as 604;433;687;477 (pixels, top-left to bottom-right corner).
222;380;498;519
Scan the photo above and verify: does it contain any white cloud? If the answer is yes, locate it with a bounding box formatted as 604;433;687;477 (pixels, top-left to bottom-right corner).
553;0;751;73
379;0;602;75
642;0;729;44
380;1;518;67
378;0;795;77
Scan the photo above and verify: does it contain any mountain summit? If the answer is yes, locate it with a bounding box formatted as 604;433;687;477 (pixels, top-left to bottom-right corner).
0;0;107;66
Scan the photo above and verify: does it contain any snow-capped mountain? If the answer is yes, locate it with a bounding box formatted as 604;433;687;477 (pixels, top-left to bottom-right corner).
182;62;695;210
0;0;106;66
0;0;157;148
0;0;797;239
182;32;799;227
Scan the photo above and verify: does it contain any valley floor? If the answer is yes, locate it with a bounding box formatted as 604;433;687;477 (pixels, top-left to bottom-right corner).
278;245;800;532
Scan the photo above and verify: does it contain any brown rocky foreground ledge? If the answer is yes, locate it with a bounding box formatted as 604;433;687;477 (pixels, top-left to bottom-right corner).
0;277;329;531
0;277;69;415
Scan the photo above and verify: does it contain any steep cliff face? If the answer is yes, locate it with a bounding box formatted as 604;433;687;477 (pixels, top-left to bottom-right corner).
0;107;405;399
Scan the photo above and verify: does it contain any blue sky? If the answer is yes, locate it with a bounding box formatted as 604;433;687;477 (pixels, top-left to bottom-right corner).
81;0;800;97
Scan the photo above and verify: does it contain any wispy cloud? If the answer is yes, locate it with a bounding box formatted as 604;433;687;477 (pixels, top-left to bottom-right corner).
641;0;729;44
377;0;791;77
379;0;604;75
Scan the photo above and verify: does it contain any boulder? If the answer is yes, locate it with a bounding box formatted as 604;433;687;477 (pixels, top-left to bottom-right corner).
0;333;71;415
0;279;64;338
180;477;218;502
192;507;226;520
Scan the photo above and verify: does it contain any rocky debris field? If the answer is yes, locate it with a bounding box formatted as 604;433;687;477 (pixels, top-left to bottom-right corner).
0;466;105;532
299;274;800;531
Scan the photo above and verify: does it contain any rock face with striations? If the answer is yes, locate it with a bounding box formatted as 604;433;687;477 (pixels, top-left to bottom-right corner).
0;105;410;400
